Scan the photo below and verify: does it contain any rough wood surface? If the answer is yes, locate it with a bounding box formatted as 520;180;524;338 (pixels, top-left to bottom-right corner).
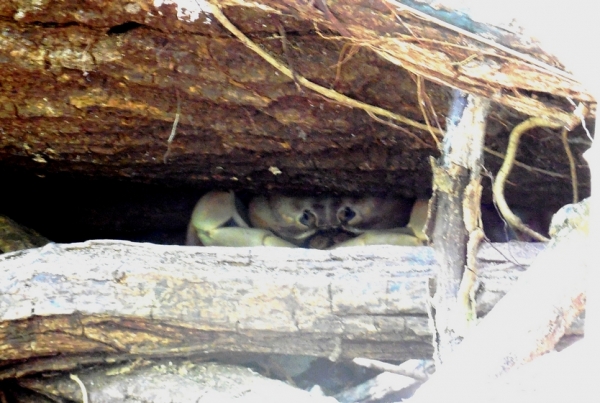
219;0;593;121
0;241;547;377
0;0;591;210
428;92;489;361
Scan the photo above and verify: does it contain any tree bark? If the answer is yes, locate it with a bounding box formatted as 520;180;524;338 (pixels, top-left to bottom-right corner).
0;0;591;209
0;240;549;379
427;91;489;362
217;0;593;121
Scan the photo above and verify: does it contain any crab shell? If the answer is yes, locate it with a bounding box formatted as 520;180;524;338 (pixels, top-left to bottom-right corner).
248;195;413;247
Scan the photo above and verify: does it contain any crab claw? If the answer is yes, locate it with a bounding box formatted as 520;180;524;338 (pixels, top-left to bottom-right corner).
186;191;296;247
331;229;424;248
406;199;429;243
331;199;430;248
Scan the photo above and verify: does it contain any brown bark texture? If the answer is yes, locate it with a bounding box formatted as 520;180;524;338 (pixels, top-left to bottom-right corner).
0;0;591;209
0;240;551;379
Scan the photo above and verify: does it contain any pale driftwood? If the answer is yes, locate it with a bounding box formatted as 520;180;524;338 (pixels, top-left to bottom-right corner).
0;241;547;376
352;358;432;381
409;200;589;402
428;92;489;361
17;359;338;403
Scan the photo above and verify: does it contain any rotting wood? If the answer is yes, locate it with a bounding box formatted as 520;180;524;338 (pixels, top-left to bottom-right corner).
0;240;550;379
0;0;591;207
207;2;439;147
217;0;595;121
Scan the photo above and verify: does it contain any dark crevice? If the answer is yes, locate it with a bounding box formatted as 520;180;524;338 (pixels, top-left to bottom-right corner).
107;21;143;35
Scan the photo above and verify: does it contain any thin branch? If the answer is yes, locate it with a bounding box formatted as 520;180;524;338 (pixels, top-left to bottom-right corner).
415;75;440;148
484;147;570;179
332;42;360;88
163;91;181;164
365;111;432;147
70;374;89;403
353;358;432;381
561;127;579;203
206;2;438;141
276;21;303;93
492;117;565;242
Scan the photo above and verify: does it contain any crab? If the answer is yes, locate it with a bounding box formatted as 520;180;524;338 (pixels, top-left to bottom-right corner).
186;191;429;249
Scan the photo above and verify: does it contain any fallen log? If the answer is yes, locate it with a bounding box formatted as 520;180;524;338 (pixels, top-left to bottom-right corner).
0;240;549;379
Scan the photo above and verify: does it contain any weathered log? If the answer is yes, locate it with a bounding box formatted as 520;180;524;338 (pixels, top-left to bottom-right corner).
0;240;547;378
0;0;591;209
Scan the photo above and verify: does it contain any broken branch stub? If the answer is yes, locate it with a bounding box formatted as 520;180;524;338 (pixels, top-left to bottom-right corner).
427;91;490;362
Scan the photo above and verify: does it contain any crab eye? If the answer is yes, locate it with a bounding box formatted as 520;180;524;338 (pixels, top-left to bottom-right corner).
338;206;356;223
299;209;316;227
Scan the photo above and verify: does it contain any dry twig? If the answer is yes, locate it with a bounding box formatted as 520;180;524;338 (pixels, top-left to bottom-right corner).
69;374;89;403
163;91;181;164
561;127;579;203
353;358;432;381
492;117;564;242
206;1;438;145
